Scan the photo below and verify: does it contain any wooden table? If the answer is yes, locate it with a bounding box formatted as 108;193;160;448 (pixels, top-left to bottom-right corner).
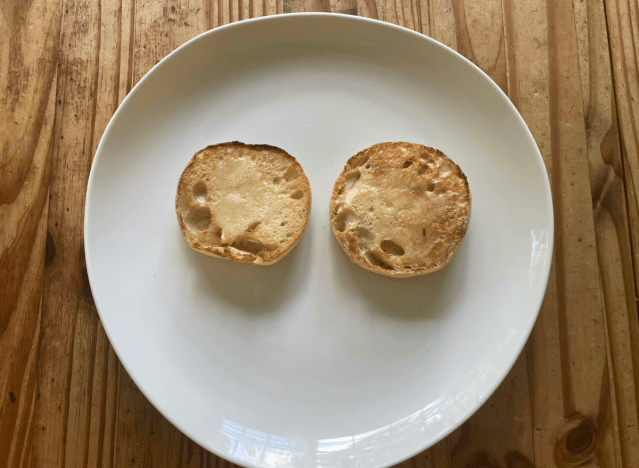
2;0;639;466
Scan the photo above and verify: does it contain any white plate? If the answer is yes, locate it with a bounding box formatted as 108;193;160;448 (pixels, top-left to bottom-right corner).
85;14;553;468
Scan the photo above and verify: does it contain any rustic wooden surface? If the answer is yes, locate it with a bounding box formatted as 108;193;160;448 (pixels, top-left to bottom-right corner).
2;0;639;466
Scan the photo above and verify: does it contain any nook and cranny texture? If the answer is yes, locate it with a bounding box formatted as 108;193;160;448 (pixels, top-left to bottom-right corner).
330;142;471;277
176;142;311;264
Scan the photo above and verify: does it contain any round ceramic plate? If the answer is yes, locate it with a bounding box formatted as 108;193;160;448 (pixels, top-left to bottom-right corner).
85;13;553;468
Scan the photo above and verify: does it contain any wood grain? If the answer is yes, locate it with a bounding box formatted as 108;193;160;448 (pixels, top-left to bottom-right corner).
33;0;106;466
525;0;617;466
2;0;639;466
283;0;351;14
0;0;62;466
500;1;563;468
576;0;639;465
603;7;639;465
603;0;639;315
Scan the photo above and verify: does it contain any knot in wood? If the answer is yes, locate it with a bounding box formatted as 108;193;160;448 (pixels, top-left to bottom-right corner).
554;414;597;467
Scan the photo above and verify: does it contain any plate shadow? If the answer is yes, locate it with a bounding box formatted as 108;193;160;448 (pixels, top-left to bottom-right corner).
180;221;312;314
328;233;467;321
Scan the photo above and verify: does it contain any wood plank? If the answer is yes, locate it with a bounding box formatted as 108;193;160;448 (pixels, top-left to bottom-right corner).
118;0;135;102
573;1;619;467
603;0;639;449
5;301;42;468
32;0;106;465
57;2;133;464
283;0;354;14
283;0;328;12
375;0;505;88
424;0;455;48
514;0;620;466
575;0;639;465
86;325;120;468
0;0;62;464
69;1;127;467
231;0;240;24
131;0;208;86
28;0;140;465
18;382;37;468
251;0;264;19
602;0;639;310
219;0;230;26
356;0;380;20
215;0;278;29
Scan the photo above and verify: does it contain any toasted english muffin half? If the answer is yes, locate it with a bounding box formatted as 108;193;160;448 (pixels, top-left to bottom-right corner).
330;142;470;277
176;142;311;265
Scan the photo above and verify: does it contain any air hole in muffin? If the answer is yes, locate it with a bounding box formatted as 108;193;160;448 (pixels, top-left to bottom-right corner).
345;170;361;193
364;251;393;270
381;240;405;256
418;164;428;175
354;154;370;168
439;162;452;176
426;180;436;192
283;165;300;182
402;160;413;169
281;221;287;226
200;225;223;245
265;243;278;251
192;180;207;202
184;205;211;231
291;190;304;199
231;237;265;255
273;177;282;185
334;209;357;232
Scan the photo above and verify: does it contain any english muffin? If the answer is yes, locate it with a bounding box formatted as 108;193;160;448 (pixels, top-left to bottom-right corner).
330;142;470;277
176;142;311;265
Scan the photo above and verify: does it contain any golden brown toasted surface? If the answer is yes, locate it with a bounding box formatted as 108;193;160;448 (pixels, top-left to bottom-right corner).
176;142;311;264
330;142;471;277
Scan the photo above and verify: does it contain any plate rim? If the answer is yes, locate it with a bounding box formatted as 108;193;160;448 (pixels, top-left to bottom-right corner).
85;12;554;468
